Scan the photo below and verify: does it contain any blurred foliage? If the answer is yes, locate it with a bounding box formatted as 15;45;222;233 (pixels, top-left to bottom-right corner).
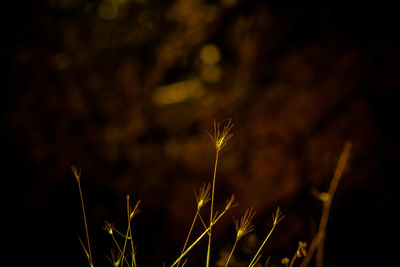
4;0;400;266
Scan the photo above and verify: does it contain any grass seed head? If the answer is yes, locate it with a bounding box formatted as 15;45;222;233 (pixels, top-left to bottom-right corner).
207;118;234;152
195;183;211;210
71;165;81;182
129;199;141;219
107;249;122;267
296;241;307;257
225;194;237;211
104;221;114;235
272;206;285;226
234;207;256;240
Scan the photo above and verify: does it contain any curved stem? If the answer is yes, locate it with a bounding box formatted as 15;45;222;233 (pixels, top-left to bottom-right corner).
289;254;298;267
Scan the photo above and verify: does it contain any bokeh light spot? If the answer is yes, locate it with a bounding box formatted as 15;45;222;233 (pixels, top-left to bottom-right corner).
200;44;221;65
153;79;204;106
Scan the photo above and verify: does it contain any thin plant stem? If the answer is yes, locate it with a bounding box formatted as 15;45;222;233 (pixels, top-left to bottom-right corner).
77;177;93;267
126;195;140;267
177;210;200;267
121;197;130;267
289;250;298;267
110;232;131;267
198;213;209;232
248;224;276;267
129;223;137;267
300;141;352;267
225;239;238;267
207;150;219;267
171;205;230;267
121;196;136;267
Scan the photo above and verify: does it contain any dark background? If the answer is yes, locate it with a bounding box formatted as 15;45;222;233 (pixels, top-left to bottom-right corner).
3;0;400;266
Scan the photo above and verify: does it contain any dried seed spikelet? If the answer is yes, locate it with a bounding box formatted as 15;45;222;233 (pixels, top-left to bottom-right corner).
207;119;234;152
234;207;256;240
195;183;211;210
225;194;237;211
281;257;290;265
296;241;307;257
130;199;141;219
104;221;114;235
71;165;81;181
107;249;122;267
272;206;285;226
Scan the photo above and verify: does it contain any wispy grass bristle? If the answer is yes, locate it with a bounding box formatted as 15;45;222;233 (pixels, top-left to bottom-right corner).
235;207;256;241
207;118;234;152
195;183;211;210
225;207;256;267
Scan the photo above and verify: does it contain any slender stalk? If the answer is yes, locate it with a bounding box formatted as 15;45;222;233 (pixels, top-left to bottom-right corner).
248;224;276;267
129;223;137;267
177;210;200;267
77;177;93;267
122;195;138;267
171;205;230;267
300;141;352;267
289;254;297;267
289;254;298;267
225;239;238;267
199;213;209;232
126;196;140;267
110;232;131;267
207;150;219;267
121;197;131;267
315;236;324;267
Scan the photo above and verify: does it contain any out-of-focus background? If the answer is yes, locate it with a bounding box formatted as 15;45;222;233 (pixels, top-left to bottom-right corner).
3;0;400;266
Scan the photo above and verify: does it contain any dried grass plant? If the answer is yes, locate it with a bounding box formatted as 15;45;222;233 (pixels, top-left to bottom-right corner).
72;120;352;267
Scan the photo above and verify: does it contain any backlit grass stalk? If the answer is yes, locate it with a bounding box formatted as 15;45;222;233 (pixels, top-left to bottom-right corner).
171;195;236;267
121;195;131;267
123;195;140;267
207;150;219;267
300;141;352;267
129;223;136;267
71;165;94;267
248;207;284;267
206;119;233;267
104;221;131;266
